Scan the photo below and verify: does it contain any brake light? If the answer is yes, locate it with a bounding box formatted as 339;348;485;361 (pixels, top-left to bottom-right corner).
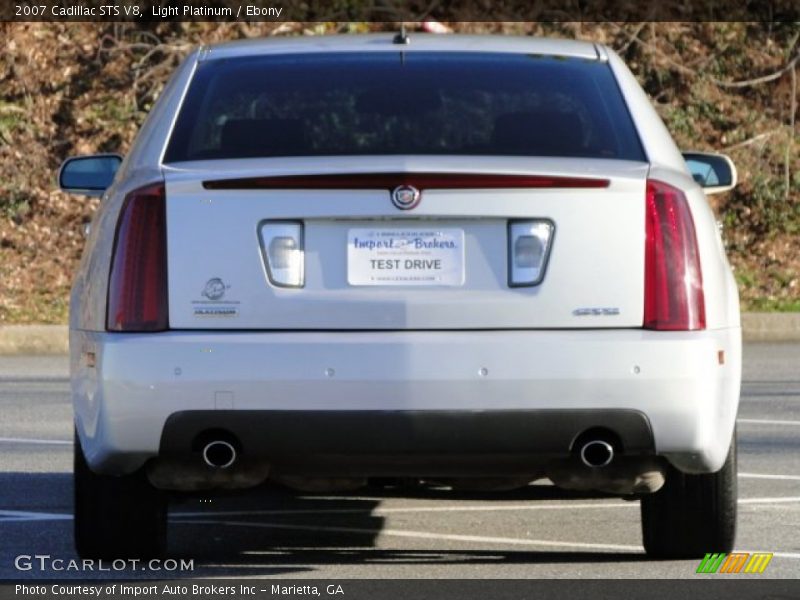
107;182;168;331
202;173;610;190
644;179;705;331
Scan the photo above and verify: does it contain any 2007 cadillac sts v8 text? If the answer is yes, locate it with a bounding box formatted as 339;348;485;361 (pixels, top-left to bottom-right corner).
59;33;741;559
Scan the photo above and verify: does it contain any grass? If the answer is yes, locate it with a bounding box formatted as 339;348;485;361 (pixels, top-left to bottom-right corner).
0;293;69;325
745;298;800;313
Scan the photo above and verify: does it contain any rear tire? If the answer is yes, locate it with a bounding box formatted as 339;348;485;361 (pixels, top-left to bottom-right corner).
74;430;167;558
641;433;737;559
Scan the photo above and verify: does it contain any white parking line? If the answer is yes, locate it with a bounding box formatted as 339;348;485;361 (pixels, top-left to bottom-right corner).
0;437;72;445
737;418;800;426
0;509;72;521
174;502;634;518
740;472;800;481
179;518;645;553
739;496;800;504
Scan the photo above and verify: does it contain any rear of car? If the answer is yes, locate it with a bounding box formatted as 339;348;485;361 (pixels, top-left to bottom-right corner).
64;35;741;560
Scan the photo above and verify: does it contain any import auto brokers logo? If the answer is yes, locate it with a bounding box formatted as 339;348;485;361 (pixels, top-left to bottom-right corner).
391;185;421;210
696;552;773;574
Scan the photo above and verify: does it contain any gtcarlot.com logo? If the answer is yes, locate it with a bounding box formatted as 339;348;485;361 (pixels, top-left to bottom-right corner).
696;552;773;574
14;554;194;572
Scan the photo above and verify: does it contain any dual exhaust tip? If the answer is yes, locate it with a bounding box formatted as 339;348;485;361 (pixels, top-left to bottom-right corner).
202;440;237;469
578;439;615;468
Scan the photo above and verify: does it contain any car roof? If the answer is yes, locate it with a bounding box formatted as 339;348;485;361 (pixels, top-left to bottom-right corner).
201;33;601;62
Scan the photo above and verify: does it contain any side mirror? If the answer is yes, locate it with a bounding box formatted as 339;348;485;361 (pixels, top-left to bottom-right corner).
682;151;737;195
58;154;123;197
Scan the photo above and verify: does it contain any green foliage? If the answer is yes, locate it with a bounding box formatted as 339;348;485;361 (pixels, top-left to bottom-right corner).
748;298;800;312
0;188;31;221
0;101;28;145
726;173;799;236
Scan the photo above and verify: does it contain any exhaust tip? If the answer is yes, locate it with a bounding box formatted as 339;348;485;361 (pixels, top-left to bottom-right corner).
579;440;614;468
202;440;237;469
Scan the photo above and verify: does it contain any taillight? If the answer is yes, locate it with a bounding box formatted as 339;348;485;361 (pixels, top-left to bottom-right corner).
644;179;705;331
107;182;168;332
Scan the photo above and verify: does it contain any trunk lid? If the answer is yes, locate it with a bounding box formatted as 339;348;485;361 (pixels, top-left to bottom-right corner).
164;156;647;330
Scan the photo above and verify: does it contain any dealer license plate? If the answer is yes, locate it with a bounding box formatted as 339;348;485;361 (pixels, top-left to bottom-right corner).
347;228;465;286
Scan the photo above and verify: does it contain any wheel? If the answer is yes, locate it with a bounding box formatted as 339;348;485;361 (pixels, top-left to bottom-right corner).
74;429;167;558
641;432;737;559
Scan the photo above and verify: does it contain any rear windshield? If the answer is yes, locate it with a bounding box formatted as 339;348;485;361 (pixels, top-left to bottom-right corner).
164;52;645;162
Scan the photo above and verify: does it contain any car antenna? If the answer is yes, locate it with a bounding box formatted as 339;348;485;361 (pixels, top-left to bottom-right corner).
393;24;410;45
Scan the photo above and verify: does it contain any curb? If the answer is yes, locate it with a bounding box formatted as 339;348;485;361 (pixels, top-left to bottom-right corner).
741;312;800;343
0;315;798;355
0;325;69;355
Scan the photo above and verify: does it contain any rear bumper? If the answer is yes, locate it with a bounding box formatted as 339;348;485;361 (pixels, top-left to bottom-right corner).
70;327;741;476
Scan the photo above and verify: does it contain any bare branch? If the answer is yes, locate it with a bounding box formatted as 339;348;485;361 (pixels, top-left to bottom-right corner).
710;54;800;89
786;65;796;200
606;21;696;77
614;22;647;54
608;21;799;91
724;129;782;151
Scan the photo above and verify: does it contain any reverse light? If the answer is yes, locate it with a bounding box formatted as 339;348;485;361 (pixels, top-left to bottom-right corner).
107;182;168;331
508;220;554;287
644;179;706;330
259;222;304;287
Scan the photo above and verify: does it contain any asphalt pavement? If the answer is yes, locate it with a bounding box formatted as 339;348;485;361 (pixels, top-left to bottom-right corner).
0;344;798;579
